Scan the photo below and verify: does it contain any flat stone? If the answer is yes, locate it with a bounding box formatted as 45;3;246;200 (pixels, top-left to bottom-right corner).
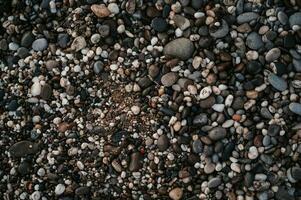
208;177;222;188
163;38;194;60
237;12;259;24
161;72;178;87
265;48;281;62
268;73;287;91
289;12;301;28
129;152;141;172
93;61;104;74
246;32;263;50
289;102;301;116
32;38;48;51
157;134;169;151
291;167;301;181
208;127;227;141
91;4;111;18
9;141;39;157
21;31;34;47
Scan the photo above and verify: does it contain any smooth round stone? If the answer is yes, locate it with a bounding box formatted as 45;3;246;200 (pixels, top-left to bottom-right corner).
289;12;301;28
91;4;111;18
57;33;69;48
247;61;262;74
173;15;190;31
31;82;42;96
71;36;86;52
192;140;203;153
268;73;287;91
289;103;301;116
9;42;19;51
17;47;29;58
246;32;263;50
291;167;301;181
91;33;101;44
204;162;215;174
293;59;301;72
131;105;140;115
32;38;48;51
237;12;259;24
230;163;241;173
208;177;222;188
248;146;258;159
212;104;225;112
163;38;194;60
9;141;39;157
265;48;281;62
199;86;212;99
200;96;215;109
129;152;141;171
107;3;119;14
157;134;169;151
21;31;34;47
93;61;104;74
98;25;110;37
209;20;229;38
208;127;227;141
55;184;65;195
169;188;183;200
0;39;7;50
267;124;280;136
148;65;160;78
262;135;271;146
7;99;18;111
30;191;41;200
151;17;168;32
161;72;178;87
277;11;288;25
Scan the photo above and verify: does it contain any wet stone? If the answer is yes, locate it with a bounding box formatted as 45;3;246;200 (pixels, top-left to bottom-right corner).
289;103;301;116
246;32;263;50
157;134;169;151
151;17;168;32
208;177;222;188
208;127;227;141
268;73;287;91
32;38;48;51
161;72;178;87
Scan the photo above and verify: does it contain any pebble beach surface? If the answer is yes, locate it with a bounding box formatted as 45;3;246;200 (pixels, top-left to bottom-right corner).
1;0;301;199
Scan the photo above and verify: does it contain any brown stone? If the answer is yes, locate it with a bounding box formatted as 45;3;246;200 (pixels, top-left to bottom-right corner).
91;4;111;18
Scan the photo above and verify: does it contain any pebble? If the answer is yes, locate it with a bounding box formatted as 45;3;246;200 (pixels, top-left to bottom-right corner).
32;38;48;51
268;73;287;91
161;72;178;87
31;82;41;96
129;152;141;172
247;61;262;74
208;127;227;141
208;177;222;188
71;36;86;52
107;3;119;14
157;135;169;151
212;104;225;112
237;12;259;24
163;38;194;60
91;4;111;18
246;32;263;50
55;184;65;195
289;103;301;116
9;141;39;157
289;12;301;28
169;188;183;200
192;140;203;153
131;105;140;115
173;15;190;31
204;162;215;174
93;61;104;74
21;31;34;47
57;33;69;48
40;84;52;100
151;17;168;32
291;167;301;181
199;86;212;99
248;146;258;160
265;48;281;63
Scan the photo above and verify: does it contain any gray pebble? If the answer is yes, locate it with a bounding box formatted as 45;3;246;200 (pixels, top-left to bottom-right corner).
265;48;281;62
237;12;259;24
163;38;194;60
289;12;301;28
209;20;229;38
161;72;178;87
268;73;287;91
9;141;39;157
32;38;48;51
157;134;169;151
289;102;301;116
208;177;222;188
246;32;263;50
208;127;227;141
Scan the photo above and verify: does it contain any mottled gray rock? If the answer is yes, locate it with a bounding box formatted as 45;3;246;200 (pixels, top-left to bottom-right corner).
246;32;263;50
9;141;39;157
268;73;287;91
237;12;259;24
289;12;301;28
163;38;194;60
208;127;227;141
32;38;48;51
289;102;301;116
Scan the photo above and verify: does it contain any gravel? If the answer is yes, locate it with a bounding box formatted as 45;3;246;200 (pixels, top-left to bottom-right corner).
1;1;301;199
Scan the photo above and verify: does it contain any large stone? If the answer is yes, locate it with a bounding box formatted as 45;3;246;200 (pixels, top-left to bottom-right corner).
163;38;194;60
9;141;39;157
